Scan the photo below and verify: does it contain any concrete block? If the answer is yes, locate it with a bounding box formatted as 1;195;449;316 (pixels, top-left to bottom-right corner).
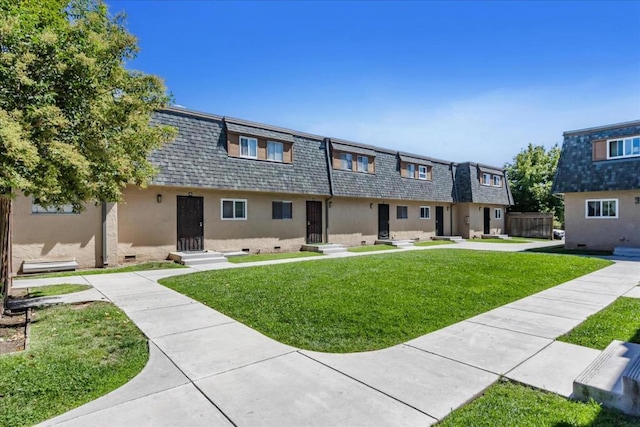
407;321;552;374
506;341;600;397
154;322;294;380
303;344;497;420
467;307;581;339
195;351;436;426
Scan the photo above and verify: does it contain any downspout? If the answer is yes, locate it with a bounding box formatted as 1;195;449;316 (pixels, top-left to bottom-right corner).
101;202;108;267
450;163;458;236
324;138;335;243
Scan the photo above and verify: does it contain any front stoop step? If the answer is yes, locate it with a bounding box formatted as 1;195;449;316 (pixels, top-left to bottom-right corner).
375;239;416;248
168;251;227;266
22;258;79;274
481;234;510;240
573;340;640;416
614;246;640;257
301;244;348;254
432;236;464;242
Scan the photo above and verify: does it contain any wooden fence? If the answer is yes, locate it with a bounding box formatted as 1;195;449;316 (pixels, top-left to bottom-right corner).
505;212;553;239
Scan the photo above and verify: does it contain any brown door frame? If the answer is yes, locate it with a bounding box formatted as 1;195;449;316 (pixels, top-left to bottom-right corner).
177;195;204;251
306;201;323;243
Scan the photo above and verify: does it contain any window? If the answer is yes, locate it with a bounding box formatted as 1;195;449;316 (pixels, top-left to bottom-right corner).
420;206;430;219
240;136;257;158
406;163;415;178
418;165;430;180
340;153;353;170
495;208;502;219
357;155;368;172
272;201;292;219
221;199;247;220
586;199;618;218
397;205;408;219
492;175;502;187
31;201;75;214
267;141;283;162
608;136;640;159
481;173;491;186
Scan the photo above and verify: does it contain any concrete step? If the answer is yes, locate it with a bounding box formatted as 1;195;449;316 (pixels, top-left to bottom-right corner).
22;259;79;274
433;236;464;242
614;246;640;257
168;251;227;266
481;234;510;240
573;340;640;416
375;239;415;248
301;244;347;254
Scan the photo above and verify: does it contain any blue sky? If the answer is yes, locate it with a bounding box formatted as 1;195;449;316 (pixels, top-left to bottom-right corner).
109;1;640;166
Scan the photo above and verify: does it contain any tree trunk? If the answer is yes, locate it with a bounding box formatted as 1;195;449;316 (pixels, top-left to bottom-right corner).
0;195;12;316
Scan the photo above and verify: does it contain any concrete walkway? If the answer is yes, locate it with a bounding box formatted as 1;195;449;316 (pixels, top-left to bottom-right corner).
12;242;639;426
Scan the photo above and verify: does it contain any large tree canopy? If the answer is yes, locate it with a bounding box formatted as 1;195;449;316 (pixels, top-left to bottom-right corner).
0;0;176;306
504;143;563;223
0;0;175;205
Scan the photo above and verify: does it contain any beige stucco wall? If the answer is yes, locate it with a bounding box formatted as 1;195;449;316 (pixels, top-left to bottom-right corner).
327;197;453;246
453;203;506;239
564;190;640;250
12;194;117;272
118;186;324;261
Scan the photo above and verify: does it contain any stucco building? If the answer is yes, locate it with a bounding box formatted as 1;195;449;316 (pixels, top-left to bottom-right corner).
12;107;512;272
553;120;640;251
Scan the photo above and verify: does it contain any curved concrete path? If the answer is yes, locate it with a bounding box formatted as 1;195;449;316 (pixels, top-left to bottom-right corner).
14;242;639;426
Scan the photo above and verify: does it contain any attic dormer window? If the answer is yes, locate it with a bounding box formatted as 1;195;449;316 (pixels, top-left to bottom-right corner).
240;136;258;159
492;175;502;187
608;136;640;159
482;173;491;186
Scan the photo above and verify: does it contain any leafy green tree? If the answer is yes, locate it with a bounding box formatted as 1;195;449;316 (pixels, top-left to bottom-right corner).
505;144;564;224
0;0;176;309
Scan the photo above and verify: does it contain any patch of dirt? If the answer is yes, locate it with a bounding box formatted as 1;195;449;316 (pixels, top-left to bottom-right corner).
1;288;29;355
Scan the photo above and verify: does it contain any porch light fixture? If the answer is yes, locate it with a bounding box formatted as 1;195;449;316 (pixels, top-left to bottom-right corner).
188;192;193;197
328;201;332;207
370;203;373;209
156;194;162;203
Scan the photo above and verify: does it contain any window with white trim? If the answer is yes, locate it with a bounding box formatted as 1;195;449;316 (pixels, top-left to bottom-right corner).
481;173;491;186
240;136;257;158
340;153;353;171
357;155;368;172
397;205;408;219
267;141;283;162
406;163;415;178
586;199;618;218
272;201;292;219
418;165;428;180
494;208;502;219
420;206;430;219
608;136;640;159
492;175;502;187
221;199;247;220
31;201;75;214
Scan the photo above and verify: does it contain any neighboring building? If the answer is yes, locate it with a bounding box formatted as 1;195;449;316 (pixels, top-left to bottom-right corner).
553;120;640;251
12;107;512;272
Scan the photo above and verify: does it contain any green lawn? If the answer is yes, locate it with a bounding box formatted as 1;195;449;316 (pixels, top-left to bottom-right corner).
467;237;549;244
437;381;637;426
526;245;613;256
26;284;92;298
0;302;147;427
15;261;185;280
347;244;399;253
228;252;323;263
559;297;640;350
160;249;610;352
414;240;456;247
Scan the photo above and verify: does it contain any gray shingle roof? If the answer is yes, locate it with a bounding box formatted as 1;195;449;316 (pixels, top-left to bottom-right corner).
148;107;511;206
331;147;456;202
553;120;640;194
455;163;513;205
149;110;331;196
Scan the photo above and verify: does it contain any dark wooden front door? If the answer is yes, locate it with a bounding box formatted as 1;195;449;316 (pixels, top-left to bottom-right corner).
378;203;390;239
177;196;204;251
483;207;491;235
306;201;323;243
435;206;444;236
